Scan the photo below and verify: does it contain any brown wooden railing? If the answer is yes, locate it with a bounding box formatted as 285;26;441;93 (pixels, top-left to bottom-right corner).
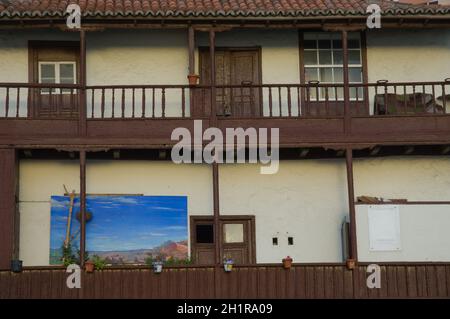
0;81;449;119
0;263;449;299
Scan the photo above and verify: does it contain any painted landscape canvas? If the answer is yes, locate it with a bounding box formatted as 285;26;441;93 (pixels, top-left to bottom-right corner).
50;195;188;265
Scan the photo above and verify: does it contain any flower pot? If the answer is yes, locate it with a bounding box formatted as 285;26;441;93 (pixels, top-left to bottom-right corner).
282;256;293;269
224;260;234;272
85;261;95;273
187;74;200;85
153;262;163;274
11;259;23;273
346;259;356;270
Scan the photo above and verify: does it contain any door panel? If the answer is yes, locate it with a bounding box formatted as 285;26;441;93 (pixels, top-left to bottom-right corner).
200;48;261;117
190;216;256;265
230;51;261;117
29;43;80;118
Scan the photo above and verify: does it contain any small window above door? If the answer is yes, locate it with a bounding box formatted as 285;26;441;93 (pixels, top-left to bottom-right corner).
38;61;76;94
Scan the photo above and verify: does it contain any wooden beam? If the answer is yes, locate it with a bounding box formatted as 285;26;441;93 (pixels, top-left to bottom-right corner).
342;30;351;135
79;150;86;266
188;26;195;75
346;147;358;263
79;30;87;136
0;149;18;270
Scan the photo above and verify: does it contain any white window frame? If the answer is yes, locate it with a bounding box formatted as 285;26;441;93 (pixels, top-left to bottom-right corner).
303;33;363;101
38;61;77;94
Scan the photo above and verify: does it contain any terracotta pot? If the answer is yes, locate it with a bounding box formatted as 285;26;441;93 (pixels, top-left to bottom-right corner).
187;74;200;85
346;259;356;270
85;261;95;273
282;256;293;269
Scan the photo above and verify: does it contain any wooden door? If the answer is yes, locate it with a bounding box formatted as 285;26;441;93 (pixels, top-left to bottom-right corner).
190;216;256;265
199;48;261;117
29;42;80;118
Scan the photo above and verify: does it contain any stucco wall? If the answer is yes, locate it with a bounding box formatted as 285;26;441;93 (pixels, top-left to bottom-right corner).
366;29;450;83
356;204;450;262
18;157;450;266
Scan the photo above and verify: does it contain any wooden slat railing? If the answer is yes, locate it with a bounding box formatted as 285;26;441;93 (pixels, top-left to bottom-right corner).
1;263;449;299
0;81;449;119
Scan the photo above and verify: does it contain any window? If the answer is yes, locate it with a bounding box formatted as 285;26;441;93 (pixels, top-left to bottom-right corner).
223;223;244;243
196;224;214;244
38;61;76;94
303;33;363;100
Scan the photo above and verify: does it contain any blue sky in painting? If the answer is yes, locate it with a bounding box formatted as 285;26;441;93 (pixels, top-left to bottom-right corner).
50;196;188;252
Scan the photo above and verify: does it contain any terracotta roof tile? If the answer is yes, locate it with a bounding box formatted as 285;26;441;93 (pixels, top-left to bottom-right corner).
0;0;449;18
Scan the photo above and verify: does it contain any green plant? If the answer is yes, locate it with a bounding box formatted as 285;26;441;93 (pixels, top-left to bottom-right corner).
90;255;107;270
165;256;194;266
145;255;193;266
61;243;78;266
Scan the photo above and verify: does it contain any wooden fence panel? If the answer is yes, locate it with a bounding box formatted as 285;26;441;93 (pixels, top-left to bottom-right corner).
1;264;449;299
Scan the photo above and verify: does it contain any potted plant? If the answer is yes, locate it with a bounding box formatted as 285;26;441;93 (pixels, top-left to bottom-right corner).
223;257;234;272
85;260;95;273
91;255;107;271
146;255;164;274
153;260;164;274
11;259;23;273
346;258;356;270
282;256;293;269
187;74;200;85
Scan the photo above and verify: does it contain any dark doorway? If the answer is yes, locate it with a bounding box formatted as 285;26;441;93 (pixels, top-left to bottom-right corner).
199;48;262;117
190;215;256;265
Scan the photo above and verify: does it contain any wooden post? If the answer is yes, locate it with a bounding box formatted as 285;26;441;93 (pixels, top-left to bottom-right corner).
188;26;195;75
79;30;87;136
209;29;220;263
346;147;358;263
79;150;87;266
0;149;18;270
342;30;351;134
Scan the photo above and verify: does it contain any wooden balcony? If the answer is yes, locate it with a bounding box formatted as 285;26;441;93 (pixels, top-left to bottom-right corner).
0;80;449;148
1;263;449;299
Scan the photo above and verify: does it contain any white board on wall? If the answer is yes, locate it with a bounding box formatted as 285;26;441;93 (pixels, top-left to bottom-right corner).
368;205;401;251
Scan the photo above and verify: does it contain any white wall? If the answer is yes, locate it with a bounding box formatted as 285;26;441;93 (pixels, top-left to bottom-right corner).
18;157;450;266
366;29;450;83
365;29;450;114
357;204;450;262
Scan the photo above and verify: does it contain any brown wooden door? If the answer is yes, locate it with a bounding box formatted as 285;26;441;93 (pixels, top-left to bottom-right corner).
29;42;80;118
199;48;261;117
190;216;256;265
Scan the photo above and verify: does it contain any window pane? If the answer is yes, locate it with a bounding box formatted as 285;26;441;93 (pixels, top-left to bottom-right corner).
224;224;244;243
333;50;343;65
319;68;333;82
196;224;214;244
60;77;74;84
304;50;317;65
40;64;55;81
348;39;360;49
305;68;319;82
349;67;362;82
303;40;317;49
318;40;331;49
349;50;361;64
350;87;364;100
334;67;343;83
60;63;74;79
321;87;335;100
336;87;344;100
318;50;332;64
332;40;342;49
